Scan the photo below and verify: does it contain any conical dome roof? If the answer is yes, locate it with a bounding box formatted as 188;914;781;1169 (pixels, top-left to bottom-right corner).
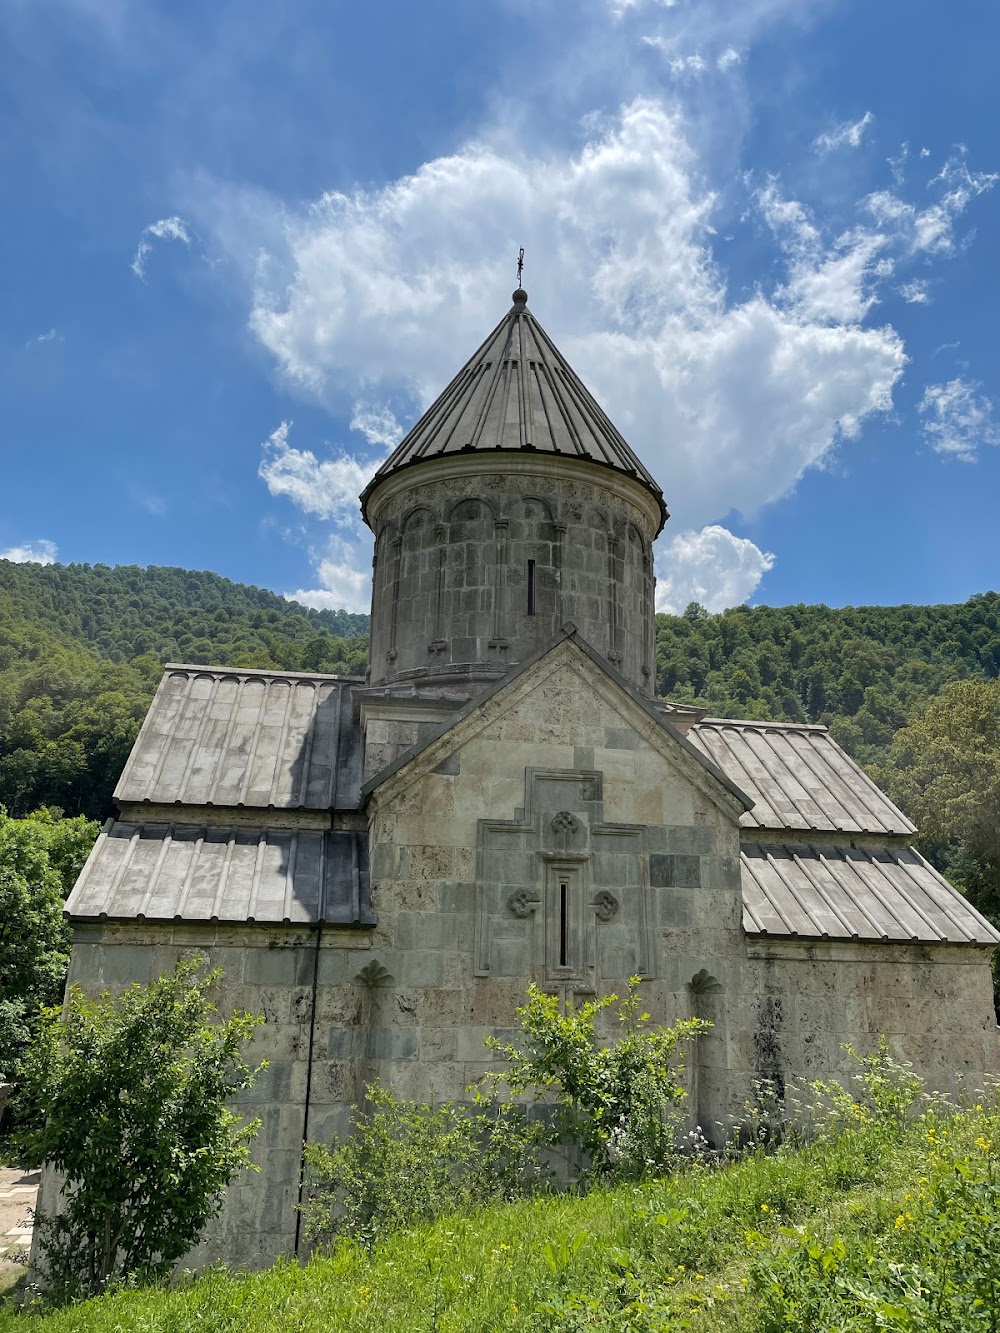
359;289;667;533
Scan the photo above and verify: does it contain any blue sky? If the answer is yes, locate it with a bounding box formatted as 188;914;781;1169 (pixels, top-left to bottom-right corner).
2;0;999;615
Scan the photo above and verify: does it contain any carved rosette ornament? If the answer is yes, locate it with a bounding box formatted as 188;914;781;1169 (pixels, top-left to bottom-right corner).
592;890;620;921
507;888;542;918
551;811;579;835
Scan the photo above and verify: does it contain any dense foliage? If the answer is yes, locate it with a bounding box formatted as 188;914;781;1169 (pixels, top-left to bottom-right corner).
5;1043;998;1330
878;679;1000;925
0;808;97;1097
15;960;263;1303
656;593;1000;772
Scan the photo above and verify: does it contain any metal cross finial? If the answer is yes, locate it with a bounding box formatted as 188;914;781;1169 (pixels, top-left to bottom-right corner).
516;246;525;287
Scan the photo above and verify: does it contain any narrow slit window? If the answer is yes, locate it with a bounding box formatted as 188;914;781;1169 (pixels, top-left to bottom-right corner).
527;560;536;615
559;879;569;967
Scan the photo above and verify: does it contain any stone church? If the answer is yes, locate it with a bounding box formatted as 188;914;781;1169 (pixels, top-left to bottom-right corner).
53;286;999;1268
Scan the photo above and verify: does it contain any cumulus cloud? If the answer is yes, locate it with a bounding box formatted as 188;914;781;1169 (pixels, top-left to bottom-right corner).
813;111;874;154
204;99;909;548
0;539;58;565
655;525;774;613
185;73;991;611
285;536;372;615
258;421;376;521
919;379;1000;462
287;569;370;616
131;215;192;279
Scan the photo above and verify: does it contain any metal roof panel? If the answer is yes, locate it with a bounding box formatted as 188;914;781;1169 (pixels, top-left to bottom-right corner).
115;666;364;812
66;821;374;926
740;842;999;945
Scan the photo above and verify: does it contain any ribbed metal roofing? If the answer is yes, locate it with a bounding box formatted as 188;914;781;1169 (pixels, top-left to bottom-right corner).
741;842;1000;945
359;289;667;533
115;666;364;812
688;719;915;836
66;821;374;926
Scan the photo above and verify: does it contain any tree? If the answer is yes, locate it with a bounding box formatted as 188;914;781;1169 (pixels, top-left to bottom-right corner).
881;679;1000;918
15;959;264;1302
0;807;97;1090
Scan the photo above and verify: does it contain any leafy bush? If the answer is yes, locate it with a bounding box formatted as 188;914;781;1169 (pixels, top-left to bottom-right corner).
14;958;264;1303
0;806;98;1145
483;979;708;1182
302;1082;547;1248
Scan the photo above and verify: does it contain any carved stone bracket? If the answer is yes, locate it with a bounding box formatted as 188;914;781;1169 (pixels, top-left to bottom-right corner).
592;889;619;921
507;888;542;918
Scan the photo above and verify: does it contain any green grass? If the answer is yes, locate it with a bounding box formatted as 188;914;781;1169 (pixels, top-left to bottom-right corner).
2;1102;997;1331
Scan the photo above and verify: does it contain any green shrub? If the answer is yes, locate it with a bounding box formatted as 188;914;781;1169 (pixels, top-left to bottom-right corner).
14;958;264;1303
483;978;708;1182
301;1082;547;1248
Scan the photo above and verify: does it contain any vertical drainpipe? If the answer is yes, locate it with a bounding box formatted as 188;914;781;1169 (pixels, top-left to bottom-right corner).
293;919;323;1259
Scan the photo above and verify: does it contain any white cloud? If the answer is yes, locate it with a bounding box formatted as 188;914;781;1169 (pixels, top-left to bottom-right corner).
131;215;192;279
0;539;58;565
349;404;403;449
717;47;742;69
285;534;372;614
919;378;1000;462
194;99;908;552
26;328;58;347
287;567;371;616
813;111;874;154
258;421;375;521
184;62;992;611
864;152;999;258
655;525;774;613
667;52;708;75
898;279;930;305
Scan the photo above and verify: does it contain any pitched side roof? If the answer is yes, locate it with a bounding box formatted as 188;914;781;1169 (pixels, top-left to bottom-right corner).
688;718;915;836
359;290;667;533
741;842;1000;945
116;665;365;812
66;820;373;926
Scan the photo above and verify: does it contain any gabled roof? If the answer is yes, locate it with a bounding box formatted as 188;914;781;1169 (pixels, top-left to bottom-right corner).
359;289;667;533
361;629;753;815
116;665;365;813
741;842;1000;946
688;718;915;836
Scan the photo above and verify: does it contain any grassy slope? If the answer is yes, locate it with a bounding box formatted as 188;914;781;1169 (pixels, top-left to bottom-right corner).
4;1103;994;1333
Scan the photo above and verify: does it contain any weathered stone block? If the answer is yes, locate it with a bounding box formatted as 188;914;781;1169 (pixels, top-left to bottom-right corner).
366;1028;418;1060
649;853;702;888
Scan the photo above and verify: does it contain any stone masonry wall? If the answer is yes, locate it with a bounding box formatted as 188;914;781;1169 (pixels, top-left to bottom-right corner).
367;463;658;695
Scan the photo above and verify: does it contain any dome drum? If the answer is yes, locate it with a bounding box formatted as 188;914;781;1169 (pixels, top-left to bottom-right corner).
366;460;658;695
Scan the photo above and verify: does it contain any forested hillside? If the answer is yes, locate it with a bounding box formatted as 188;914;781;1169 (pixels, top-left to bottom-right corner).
1;558;999;820
657;594;1000;771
